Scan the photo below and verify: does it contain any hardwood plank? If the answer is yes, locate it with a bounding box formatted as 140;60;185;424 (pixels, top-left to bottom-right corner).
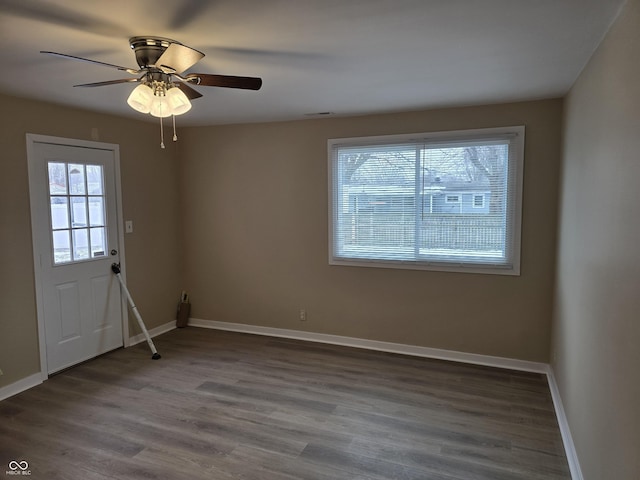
0;327;570;479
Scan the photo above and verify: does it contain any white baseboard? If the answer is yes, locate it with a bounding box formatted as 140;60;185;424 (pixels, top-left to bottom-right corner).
546;367;583;480
188;318;548;373
0;373;43;402
128;320;176;347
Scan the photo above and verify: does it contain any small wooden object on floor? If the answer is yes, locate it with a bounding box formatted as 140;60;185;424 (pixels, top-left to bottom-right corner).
176;302;190;327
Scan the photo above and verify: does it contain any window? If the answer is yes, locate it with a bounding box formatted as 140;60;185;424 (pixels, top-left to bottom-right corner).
473;194;485;208
48;162;108;264
328;126;524;275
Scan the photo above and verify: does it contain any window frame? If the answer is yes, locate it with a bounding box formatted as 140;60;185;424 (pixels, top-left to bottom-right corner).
327;126;525;276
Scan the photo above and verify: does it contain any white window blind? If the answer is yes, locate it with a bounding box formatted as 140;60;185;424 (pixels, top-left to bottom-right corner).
328;126;524;275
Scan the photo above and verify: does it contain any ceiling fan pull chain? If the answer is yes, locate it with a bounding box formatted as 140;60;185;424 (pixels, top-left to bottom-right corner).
172;115;178;142
160;111;165;149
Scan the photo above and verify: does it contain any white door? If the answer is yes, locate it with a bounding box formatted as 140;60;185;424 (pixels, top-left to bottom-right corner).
28;136;125;374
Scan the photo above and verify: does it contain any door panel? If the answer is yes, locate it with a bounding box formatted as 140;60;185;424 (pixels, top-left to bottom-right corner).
90;275;112;328
57;281;81;340
28;138;124;374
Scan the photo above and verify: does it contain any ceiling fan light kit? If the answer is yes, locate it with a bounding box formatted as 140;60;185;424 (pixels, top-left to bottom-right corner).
127;82;192;117
42;36;262;148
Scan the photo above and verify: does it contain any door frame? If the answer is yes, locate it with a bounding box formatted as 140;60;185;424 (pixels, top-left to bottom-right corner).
26;133;129;380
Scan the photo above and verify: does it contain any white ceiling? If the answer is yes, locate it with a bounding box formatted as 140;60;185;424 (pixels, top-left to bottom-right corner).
0;0;625;126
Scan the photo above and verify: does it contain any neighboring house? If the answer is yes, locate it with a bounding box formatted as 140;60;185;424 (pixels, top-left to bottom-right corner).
341;177;501;253
344;181;492;216
426;187;491;215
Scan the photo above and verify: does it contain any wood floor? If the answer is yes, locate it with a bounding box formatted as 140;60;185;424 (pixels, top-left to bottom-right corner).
0;328;570;479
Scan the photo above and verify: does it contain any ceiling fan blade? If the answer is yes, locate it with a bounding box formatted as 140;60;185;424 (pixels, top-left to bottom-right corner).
175;82;203;99
74;78;140;88
155;43;204;74
169;0;214;29
41;51;139;75
4;0;129;38
205;46;329;65
187;74;262;91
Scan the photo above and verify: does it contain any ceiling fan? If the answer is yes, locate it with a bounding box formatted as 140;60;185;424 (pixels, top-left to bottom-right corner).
42;36;263;146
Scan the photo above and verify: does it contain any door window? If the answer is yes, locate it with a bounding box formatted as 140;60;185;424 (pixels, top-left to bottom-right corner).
48;162;107;264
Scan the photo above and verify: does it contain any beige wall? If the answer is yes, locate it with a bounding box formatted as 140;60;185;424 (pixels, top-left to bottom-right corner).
0;94;563;388
552;0;640;478
0;94;183;388
179;99;562;362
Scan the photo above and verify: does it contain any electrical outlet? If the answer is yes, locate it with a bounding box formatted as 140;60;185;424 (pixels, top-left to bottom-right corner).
0;368;4;376
299;309;307;321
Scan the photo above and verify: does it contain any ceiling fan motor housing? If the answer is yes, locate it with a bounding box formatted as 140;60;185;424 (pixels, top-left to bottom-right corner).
129;36;177;69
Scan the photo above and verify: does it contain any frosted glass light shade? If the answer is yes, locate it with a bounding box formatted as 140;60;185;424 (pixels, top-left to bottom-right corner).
166;87;192;115
150;95;172;118
126;84;153;113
